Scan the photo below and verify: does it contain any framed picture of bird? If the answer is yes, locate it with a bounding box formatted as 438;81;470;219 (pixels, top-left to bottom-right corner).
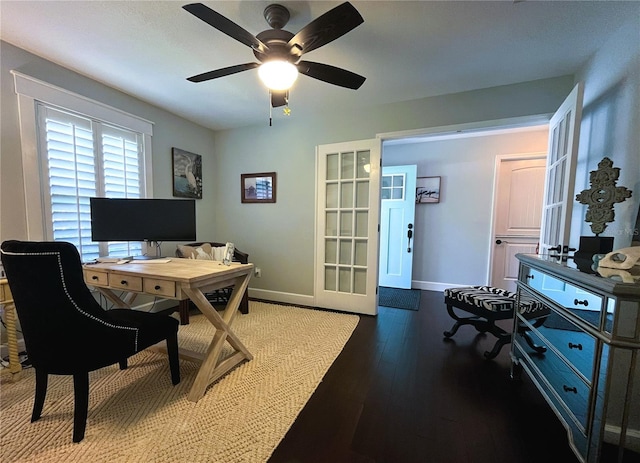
172;148;202;199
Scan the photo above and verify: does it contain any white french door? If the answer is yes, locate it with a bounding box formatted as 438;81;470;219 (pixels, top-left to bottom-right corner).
315;139;381;315
539;82;584;254
379;165;417;289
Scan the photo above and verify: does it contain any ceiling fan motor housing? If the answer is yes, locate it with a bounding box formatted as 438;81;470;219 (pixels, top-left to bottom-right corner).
254;29;301;63
263;4;290;30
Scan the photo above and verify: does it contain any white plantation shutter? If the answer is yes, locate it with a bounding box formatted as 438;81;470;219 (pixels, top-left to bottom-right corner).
38;105;144;261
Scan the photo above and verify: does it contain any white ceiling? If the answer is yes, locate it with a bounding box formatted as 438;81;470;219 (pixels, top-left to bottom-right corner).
1;1;636;131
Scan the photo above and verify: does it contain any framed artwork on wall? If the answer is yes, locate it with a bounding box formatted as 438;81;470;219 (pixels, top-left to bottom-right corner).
416;176;441;204
241;172;276;203
172;148;202;199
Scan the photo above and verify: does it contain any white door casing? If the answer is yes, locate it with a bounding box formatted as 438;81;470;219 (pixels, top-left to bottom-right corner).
315;139;381;315
490;155;546;292
539;82;584;254
379;165;417;289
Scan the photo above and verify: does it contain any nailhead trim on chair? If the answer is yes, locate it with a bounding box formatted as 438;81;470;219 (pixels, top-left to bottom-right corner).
1;249;140;350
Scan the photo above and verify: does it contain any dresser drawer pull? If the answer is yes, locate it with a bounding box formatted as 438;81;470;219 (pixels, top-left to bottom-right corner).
154;285;161;290
563;385;578;394
120;280;128;285
92;275;99;281
574;299;589;306
568;342;583;350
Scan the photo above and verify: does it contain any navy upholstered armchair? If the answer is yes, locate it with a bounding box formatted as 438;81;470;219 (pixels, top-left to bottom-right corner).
0;240;180;443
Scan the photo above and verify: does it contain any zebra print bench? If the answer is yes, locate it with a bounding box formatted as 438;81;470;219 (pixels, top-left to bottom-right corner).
443;286;548;359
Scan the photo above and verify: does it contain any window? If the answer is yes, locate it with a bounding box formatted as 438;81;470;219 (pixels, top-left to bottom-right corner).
38;106;145;261
13;71;154;262
381;174;405;200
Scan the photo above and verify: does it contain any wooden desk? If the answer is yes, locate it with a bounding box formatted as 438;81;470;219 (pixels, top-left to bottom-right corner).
0;278;22;380
83;259;254;402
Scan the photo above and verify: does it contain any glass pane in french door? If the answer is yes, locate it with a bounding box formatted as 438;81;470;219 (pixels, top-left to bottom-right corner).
324;149;370;294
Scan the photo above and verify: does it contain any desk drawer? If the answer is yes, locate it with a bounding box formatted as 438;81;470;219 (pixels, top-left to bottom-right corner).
143;278;176;298
110;273;143;292
84;269;108;287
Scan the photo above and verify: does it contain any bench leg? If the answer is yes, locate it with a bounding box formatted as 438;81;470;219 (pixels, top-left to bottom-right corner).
484;330;512;359
443;304;491;337
443;301;513;359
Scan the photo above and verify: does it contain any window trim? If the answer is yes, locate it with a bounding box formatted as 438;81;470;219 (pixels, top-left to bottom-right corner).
12;70;154;240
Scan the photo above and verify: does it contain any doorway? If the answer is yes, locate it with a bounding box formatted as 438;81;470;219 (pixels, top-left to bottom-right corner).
379;119;550;291
379;165;417;289
489;154;546;292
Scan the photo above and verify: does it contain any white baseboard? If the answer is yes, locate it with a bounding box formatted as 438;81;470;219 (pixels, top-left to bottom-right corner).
248;288;315;307
604;424;640;453
411;281;469;292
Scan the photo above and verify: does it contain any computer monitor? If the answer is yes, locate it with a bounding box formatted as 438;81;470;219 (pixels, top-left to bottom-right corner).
90;197;196;243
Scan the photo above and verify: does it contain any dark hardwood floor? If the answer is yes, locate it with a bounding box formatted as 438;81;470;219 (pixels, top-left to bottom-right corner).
268;290;581;463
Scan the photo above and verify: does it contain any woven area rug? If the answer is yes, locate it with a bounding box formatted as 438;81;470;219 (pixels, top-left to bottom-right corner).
379;286;421;311
0;302;358;463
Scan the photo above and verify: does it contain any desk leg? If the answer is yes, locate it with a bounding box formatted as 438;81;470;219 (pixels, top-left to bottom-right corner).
181;273;252;403
95;288;136;308
4;301;22;380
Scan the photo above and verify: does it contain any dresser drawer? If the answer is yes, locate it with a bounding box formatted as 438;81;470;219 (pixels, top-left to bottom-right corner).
143;278;176;298
521;265;604;329
512;346;589;459
514;327;590;430
533;312;598;381
84;269;109;287
110;273;143;292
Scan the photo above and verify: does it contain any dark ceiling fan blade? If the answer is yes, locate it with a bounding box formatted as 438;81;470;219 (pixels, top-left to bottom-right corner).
271;91;288;108
187;63;259;82
183;3;269;55
297;61;366;89
288;2;363;55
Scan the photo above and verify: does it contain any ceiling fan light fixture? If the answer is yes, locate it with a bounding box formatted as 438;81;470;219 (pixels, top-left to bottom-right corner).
258;60;298;91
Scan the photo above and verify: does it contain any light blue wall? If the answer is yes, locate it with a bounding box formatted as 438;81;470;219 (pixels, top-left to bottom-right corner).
571;14;640;250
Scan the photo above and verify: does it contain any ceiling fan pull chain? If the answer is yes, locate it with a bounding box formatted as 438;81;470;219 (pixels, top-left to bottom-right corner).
283;91;291;116
269;89;273;126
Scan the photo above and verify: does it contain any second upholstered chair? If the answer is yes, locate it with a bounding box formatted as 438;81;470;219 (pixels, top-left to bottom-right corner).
0;240;181;443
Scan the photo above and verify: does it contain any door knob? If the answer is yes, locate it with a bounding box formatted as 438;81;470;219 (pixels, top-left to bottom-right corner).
407;223;413;253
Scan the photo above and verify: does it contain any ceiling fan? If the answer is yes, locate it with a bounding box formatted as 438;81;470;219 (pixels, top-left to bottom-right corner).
182;2;366;108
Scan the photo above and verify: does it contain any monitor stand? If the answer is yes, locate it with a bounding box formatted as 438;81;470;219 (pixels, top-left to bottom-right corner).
133;240;164;260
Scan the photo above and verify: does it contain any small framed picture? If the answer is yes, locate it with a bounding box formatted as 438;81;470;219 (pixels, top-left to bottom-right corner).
241;172;276;203
416;176;441;204
172;148;202;199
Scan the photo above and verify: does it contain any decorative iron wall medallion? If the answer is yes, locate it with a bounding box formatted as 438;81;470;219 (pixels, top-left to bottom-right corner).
575;157;632;235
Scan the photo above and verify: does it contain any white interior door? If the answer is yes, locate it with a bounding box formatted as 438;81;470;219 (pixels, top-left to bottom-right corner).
491;155;546;292
315;139;381;315
379;165;416;289
539;82;584;254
